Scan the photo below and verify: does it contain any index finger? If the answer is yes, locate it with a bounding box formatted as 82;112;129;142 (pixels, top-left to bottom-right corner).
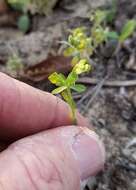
0;73;88;141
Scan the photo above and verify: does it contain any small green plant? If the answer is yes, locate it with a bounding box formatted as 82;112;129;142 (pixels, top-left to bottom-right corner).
106;19;136;56
49;59;90;123
6;54;24;77
17;14;30;33
63;12;109;65
8;0;30;33
119;19;136;43
8;0;58;32
48;10;109;123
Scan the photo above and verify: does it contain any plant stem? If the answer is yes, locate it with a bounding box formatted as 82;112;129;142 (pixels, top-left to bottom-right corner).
66;88;77;125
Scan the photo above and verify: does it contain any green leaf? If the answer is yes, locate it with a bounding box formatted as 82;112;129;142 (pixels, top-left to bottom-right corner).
71;84;86;93
8;0;30;12
59;73;66;81
17;14;30;33
106;31;119;40
106;10;116;23
48;72;66;86
91;10;108;25
66;71;78;87
119;20;136;42
106;0;117;23
52;86;67;95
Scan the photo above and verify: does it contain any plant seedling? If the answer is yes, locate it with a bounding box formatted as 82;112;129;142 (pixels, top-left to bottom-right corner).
49;10;112;123
6;53;24;77
119;19;136;43
49;59;91;124
8;0;30;33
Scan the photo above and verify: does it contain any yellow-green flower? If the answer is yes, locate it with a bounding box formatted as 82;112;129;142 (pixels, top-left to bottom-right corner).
73;59;91;75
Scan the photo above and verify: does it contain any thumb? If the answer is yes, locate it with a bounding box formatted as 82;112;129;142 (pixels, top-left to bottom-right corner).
0;126;105;190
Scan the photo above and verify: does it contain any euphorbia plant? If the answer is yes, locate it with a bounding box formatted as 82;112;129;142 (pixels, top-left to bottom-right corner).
48;13;109;123
48;59;91;124
48;11;109;123
49;9;136;124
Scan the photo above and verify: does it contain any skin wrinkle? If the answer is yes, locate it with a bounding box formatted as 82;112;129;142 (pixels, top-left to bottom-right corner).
22;145;64;185
15;153;39;190
30;141;64;186
21;147;47;181
13;130;79;189
46;158;64;185
10;139;65;189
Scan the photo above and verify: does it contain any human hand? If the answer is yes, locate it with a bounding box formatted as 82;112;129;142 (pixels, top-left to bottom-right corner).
0;72;105;190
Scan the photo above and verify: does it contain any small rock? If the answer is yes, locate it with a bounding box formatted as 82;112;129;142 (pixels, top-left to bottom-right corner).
129;90;136;108
87;0;112;8
125;53;136;71
123;138;136;162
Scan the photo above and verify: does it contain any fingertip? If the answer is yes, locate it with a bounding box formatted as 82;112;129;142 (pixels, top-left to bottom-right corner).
52;125;105;180
64;126;105;180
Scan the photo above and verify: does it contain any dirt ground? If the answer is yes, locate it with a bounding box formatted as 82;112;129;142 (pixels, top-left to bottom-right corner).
0;0;136;189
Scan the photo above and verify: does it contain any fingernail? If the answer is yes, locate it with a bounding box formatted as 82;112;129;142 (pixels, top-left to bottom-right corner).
72;127;105;180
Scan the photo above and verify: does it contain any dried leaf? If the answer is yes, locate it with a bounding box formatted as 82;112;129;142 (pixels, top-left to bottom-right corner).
24;55;72;82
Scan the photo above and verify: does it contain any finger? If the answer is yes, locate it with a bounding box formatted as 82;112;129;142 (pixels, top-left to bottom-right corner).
0;72;89;141
0;126;105;190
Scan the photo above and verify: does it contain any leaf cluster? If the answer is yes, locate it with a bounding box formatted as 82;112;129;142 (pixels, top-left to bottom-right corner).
63;27;93;66
8;0;57;33
107;20;136;42
90;9;136;43
63;10;110;66
49;59;91;95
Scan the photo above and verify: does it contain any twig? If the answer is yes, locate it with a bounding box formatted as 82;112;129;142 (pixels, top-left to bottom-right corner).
77;85;99;106
84;76;108;112
73;93;82;99
78;77;136;87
